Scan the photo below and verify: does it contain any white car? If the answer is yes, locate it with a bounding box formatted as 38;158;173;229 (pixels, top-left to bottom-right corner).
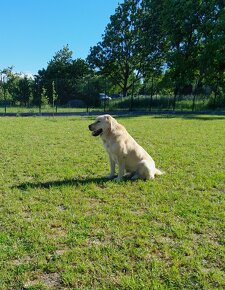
99;93;112;100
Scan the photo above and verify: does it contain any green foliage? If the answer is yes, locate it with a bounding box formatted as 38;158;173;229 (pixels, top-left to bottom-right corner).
87;0;143;97
36;45;93;105
0;67;19;103
51;81;58;107
200;1;225;106
161;0;201;87
86;0;225;107
16;76;33;106
49;44;73;66
40;86;49;107
140;0;165;75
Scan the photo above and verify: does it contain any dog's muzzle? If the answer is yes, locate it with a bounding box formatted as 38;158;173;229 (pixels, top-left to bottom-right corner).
88;125;103;137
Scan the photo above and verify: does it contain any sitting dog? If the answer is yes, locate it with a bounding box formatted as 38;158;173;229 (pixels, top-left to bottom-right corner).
88;114;164;181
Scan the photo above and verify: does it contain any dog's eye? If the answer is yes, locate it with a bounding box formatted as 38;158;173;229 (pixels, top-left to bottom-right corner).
97;121;100;123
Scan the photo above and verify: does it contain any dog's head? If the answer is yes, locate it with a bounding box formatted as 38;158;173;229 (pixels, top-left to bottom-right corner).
88;114;114;137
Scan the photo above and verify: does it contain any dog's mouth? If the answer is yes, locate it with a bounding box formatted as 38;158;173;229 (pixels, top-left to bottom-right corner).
92;129;103;136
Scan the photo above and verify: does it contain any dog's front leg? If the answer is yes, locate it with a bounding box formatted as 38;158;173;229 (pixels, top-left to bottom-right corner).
106;156;115;179
115;161;125;181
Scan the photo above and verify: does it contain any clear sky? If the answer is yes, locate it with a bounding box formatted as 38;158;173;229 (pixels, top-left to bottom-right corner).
0;0;122;75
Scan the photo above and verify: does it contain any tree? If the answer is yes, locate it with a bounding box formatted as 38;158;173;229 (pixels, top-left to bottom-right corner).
0;67;19;112
39;86;48;113
199;0;225;108
140;1;165;71
39;44;73;104
37;45;91;105
87;0;143;98
51;81;58;112
76;73;103;111
16;76;33;106
159;0;205;110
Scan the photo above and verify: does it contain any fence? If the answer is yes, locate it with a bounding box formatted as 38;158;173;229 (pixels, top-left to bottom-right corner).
0;94;224;115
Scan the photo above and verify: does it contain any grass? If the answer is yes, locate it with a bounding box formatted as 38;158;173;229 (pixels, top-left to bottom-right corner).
0;106;87;114
0;114;224;289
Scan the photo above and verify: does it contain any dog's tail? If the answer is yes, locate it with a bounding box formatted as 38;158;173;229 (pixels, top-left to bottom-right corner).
155;168;165;176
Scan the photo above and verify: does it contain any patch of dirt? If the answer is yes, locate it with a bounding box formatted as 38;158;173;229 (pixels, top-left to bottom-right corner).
55;248;67;256
24;272;61;289
47;226;67;239
12;255;32;266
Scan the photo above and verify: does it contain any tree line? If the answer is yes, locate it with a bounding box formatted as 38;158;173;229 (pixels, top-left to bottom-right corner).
1;0;224;111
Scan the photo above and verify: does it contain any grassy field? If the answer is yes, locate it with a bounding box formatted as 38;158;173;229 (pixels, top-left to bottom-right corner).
0;115;224;289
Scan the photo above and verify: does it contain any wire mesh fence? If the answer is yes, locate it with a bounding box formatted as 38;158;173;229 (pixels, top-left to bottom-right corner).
1;93;223;116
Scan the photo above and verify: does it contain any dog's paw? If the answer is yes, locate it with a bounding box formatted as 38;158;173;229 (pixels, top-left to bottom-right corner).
114;177;122;182
131;174;139;180
105;174;115;180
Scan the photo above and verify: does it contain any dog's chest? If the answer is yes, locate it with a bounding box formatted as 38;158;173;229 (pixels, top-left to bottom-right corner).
103;139;125;164
103;140;111;153
103;139;118;154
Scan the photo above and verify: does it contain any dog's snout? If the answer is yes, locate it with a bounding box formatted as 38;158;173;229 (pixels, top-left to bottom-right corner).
88;124;92;130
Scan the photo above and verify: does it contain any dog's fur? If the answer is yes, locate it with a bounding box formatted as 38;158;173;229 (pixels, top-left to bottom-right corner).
89;114;164;181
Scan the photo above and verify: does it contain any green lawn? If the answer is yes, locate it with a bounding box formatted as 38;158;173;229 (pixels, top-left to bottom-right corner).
0;115;224;289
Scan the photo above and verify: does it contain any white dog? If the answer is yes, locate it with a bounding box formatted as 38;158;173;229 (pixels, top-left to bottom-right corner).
88;114;164;181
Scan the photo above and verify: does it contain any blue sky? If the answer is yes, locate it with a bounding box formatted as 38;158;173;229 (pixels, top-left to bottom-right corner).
0;0;122;75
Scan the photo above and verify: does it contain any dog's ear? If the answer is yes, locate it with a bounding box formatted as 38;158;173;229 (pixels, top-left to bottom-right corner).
106;115;115;131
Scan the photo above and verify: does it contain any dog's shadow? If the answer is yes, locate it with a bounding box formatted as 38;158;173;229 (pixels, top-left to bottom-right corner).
15;176;132;190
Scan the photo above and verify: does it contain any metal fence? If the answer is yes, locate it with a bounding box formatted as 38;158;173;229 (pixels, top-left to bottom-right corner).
0;94;224;116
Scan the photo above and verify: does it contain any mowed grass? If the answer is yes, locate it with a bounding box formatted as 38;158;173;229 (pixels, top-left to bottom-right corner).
0;115;224;290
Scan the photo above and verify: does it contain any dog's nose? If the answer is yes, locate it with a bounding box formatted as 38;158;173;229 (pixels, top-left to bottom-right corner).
88;125;91;130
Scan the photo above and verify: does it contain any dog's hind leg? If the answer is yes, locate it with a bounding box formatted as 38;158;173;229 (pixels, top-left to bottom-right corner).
138;160;155;180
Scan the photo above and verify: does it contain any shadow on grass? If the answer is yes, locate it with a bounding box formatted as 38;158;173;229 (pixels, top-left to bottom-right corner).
15;176;122;190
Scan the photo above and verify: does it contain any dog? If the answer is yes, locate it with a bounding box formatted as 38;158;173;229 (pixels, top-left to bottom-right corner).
88;114;164;181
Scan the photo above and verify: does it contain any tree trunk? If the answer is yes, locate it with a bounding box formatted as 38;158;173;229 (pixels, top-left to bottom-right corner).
173;87;178;111
122;87;128;98
173;94;177;111
122;71;129;99
129;81;134;111
149;75;154;111
213;92;217;109
192;94;196;112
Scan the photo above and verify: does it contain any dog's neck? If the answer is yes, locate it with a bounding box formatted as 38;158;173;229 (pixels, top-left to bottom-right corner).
101;123;126;143
100;129;111;143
